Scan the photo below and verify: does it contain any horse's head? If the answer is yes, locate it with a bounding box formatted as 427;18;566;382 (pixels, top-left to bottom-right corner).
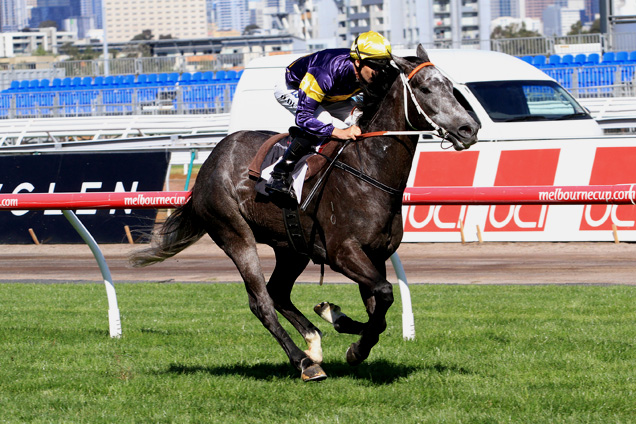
391;45;480;151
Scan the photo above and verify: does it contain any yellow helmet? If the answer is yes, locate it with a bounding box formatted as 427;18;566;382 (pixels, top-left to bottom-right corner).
350;31;392;61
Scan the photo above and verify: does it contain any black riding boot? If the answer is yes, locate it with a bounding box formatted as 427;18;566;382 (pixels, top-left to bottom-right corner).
266;128;316;199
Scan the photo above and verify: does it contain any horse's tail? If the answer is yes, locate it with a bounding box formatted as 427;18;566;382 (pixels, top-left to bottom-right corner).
130;198;205;268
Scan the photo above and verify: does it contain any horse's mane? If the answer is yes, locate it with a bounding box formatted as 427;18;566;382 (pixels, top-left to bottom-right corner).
355;57;419;129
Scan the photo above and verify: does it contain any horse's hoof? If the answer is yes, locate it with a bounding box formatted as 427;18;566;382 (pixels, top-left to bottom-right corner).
346;345;364;366
301;363;327;382
314;301;344;324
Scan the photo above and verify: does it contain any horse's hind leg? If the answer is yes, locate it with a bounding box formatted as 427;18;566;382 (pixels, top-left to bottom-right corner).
209;224;325;381
267;248;324;365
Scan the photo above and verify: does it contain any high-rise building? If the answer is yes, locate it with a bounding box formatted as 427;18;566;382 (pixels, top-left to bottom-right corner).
335;0;490;50
491;0;523;19
214;0;249;32
103;0;207;42
525;0;556;19
29;0;77;30
1;0;29;31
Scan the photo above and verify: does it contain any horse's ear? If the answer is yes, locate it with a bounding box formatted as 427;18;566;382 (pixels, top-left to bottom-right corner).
416;44;430;62
391;54;409;71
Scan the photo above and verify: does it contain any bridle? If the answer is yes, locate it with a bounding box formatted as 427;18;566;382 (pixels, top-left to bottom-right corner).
358;60;449;143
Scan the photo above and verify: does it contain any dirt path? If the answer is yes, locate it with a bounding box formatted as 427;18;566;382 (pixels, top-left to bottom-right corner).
1;238;635;285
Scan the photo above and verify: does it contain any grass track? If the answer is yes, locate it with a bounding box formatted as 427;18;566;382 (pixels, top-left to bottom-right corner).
1;283;635;423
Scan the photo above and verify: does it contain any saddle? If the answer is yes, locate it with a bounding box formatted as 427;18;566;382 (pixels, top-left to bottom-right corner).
248;133;342;258
248;133;341;183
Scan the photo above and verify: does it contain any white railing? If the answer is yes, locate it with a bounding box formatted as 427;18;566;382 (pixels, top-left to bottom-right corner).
0;113;230;146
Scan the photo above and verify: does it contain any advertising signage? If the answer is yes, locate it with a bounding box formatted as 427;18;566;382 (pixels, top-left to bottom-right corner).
0;152;170;243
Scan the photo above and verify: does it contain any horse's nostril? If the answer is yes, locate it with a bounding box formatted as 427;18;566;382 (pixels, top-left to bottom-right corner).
458;125;475;137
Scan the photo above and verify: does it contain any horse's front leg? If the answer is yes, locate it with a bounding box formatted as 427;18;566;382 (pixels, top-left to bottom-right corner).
328;241;394;365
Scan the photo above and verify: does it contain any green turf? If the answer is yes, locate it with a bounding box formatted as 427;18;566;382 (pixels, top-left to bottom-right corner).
0;283;635;423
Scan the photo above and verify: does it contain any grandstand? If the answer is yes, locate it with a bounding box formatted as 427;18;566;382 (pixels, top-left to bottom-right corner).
2;49;635;120
521;51;636;97
0;69;243;119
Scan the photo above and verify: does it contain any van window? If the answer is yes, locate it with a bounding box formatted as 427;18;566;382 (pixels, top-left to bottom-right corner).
467;80;591;122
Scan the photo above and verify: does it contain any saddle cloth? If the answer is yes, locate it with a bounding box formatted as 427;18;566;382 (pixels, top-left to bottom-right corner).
248;133;340;202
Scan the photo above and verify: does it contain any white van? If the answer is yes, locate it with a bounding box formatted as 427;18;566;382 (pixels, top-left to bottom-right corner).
228;49;604;140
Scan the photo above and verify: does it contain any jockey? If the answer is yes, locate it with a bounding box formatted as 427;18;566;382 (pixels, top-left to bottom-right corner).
266;31;392;199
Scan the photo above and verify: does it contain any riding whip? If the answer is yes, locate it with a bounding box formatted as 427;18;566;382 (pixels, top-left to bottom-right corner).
300;139;352;211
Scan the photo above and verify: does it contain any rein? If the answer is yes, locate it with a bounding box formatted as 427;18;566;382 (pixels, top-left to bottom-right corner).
315;151;402;196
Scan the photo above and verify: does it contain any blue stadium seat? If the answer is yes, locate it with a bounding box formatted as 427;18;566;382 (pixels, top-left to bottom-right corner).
225;70;238;81
602;52;615;64
521;55;533;64
630;51;636;63
81;76;93;88
573;54;587;66
202;71;214;83
29;80;40;90
548;55;561;66
39;79;50;90
135;74;148;86
532;55;547;67
616;51;629;64
50;78;62;90
121;75;135;86
189;72;203;84
60;77;72;89
103;75;116;87
167;72;179;85
214;70;227;80
71;76;83;88
157;73;169;86
146;73;158;85
92;76;104;88
19;80;30;91
561;54;573;66
179;72;192;85
585;53;600;65
6;80;20;92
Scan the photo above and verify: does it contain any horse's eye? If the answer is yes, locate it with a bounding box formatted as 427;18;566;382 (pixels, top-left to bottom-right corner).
420;87;431;94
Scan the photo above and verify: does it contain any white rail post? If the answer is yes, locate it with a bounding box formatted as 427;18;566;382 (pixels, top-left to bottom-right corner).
62;210;122;338
390;252;415;340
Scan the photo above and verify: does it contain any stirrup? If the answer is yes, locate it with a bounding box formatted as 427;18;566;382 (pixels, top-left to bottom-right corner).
266;177;292;195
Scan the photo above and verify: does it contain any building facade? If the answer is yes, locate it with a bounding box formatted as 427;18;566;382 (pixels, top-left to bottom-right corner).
213;0;250;32
0;27;75;56
1;0;29;32
335;0;490;50
104;0;208;43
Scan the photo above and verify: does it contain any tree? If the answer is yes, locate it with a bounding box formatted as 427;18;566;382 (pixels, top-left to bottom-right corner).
59;42;79;58
159;34;173;39
568;19;601;35
33;45;49;56
491;22;541;39
59;42;101;60
131;29;154;41
243;24;260;35
38;20;58;29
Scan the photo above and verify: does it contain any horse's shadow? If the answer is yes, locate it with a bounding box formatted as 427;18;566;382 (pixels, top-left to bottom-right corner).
161;359;419;384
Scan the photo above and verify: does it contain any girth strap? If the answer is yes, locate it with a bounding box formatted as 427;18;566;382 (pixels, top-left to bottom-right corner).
282;205;309;255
